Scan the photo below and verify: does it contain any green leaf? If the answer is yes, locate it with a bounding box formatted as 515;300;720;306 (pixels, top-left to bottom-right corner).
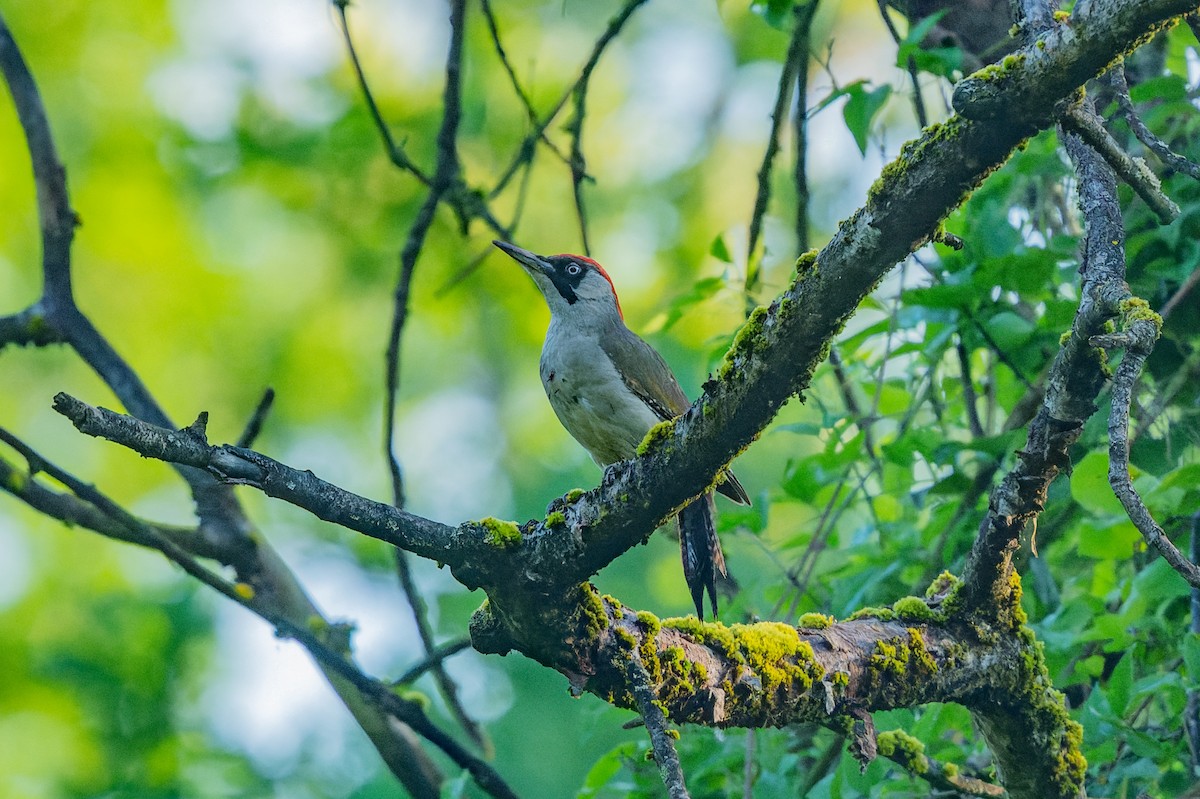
842;82;892;155
709;233;733;264
899;10;948;48
1107;651;1133;716
980;310;1036;351
1183;633;1200;687
1075;517;1141;560
750;0;799;30
1070;451;1125;516
576;742;638;797
903;282;977;309
659;276;726;331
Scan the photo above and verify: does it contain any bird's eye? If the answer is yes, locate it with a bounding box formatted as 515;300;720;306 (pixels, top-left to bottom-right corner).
566;264;582;276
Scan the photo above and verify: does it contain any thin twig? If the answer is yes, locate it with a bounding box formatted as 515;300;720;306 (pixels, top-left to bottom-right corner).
1;10;250;539
792;2;819;252
236;387;275;449
384;0;469;509
0;12;75;298
1093;324;1200;588
396;549;491;752
489;0;649;199
746;7;813;301
1189;510;1200;770
876;0;927;127
1108;64;1200;182
373;0;488;758
0;443;211;555
1159;263;1200;322
566;82;593;255
627;650;691;799
828;347;878;460
479;0;572;168
333;1;431;184
1062;106;1180;224
956;337;986;438
395;638;472;685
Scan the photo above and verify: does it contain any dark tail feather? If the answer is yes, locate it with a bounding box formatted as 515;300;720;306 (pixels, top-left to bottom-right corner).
679;493;726;619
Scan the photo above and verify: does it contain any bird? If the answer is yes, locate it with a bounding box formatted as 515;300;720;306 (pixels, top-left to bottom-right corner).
494;240;750;619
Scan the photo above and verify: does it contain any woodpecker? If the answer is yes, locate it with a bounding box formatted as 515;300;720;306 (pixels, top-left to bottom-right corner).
494;240;749;618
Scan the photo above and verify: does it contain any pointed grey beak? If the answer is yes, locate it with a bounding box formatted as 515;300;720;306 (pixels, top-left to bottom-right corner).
493;240;550;276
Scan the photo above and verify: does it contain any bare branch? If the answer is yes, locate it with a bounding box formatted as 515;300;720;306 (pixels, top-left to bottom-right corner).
489;0;649;199
627;650;691;799
747;6;815;298
333;1;431;184
876;1;928;127
1094;320;1200;588
0;11;75;301
1061;104;1180;223
1108;63;1200;182
236;387;275;449
395;638;472;685
479;0;572;168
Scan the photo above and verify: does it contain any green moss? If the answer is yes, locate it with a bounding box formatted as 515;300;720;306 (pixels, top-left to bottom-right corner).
545;511;566;528
876;730;929;774
974;52;1027;83
868;629;938;699
906;628;938;674
305;614;326;634
1006;571;1029;628
663;618;823;712
794;249;818;276
892;596;935;621
1118;296;1163;330
731;622;823;693
614;627;638;649
636;418;677;457
635;611;662;637
716;304;771;382
924;570;961;600
602;594;623;613
663;616;738;658
797;612;834;630
576;584;609;639
479;516;522;548
867;118;967;207
831;670;849;688
1036;38;1046;50
666;728;680;740
396;687;432;710
1052;8;1069;21
564;488;585;503
1009;619;1087;795
846;606;896;622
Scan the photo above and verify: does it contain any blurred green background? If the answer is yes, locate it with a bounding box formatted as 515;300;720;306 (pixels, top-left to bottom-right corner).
2;1;1199;797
